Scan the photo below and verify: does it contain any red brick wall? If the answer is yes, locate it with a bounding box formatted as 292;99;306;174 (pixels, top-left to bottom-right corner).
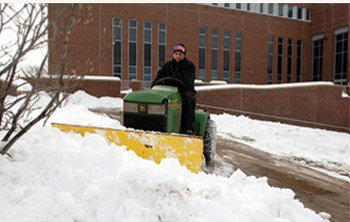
23;77;121;98
196;83;350;133
48;3;315;84
309;4;350;83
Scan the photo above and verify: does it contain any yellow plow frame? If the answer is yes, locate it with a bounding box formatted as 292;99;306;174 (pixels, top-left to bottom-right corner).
51;123;204;173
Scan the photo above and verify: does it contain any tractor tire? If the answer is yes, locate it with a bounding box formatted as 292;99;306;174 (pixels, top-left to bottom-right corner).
203;118;217;163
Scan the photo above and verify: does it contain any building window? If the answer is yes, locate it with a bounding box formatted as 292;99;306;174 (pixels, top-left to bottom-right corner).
211;28;219;80
144;21;152;88
129;19;137;81
277;37;284;83
236;3;241;9
306;8;310;20
247;3;251;11
334;28;348;85
287;39;293;83
224;3;230;7
297;40;302;82
278;4;284;16
158;22;166;67
235;30;242;83
297;8;302;19
312;35;323;81
199;26;206;81
288;6;293;18
260;3;264;13
267;35;274;84
223;30;230;83
113;17;122;78
268;3;274;14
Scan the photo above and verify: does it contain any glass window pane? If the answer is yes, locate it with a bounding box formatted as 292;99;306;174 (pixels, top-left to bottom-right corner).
224;38;230;49
200;26;206;34
130;29;136;41
224;30;230;37
224;51;229;70
114;42;121;64
114;18;121;26
236;3;241;9
211;50;217;69
114;27;121;40
144;30;151;43
268;3;274;14
159;31;165;44
200;35;206;47
144;44;151;66
129;43;136;65
159;22;166;30
199;48;205;69
129;20;136;27
268;56;273;73
159;45;165;66
235;52;241;71
298;8;302;19
212;36;218;48
342;53;347;72
278;4;283;16
144;21;151;29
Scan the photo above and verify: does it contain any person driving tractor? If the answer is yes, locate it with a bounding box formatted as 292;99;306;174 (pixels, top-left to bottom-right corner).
151;43;196;135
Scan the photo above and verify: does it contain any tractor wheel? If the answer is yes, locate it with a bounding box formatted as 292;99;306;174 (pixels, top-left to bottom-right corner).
203;118;217;163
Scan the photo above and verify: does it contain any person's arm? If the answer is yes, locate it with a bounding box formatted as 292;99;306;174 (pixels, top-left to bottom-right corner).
151;63;168;87
178;62;196;91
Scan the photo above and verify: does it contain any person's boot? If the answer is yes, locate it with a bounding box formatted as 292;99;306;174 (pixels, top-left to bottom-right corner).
185;129;195;135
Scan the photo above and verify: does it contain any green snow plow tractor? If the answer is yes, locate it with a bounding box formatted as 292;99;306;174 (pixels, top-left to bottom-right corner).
52;77;216;173
123;77;217;166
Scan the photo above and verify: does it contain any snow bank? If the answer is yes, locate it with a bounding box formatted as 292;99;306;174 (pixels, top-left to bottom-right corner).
213;114;350;172
0;125;327;222
195;81;335;91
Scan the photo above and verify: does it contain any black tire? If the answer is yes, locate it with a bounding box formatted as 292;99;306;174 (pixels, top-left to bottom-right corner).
203;118;217;163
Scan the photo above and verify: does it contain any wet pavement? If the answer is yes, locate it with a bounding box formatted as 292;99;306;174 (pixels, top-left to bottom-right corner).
207;137;350;222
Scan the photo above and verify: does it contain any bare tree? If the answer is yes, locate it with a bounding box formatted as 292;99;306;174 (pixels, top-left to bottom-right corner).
0;3;96;155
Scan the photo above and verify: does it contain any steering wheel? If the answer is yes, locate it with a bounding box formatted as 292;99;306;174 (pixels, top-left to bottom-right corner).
155;77;185;91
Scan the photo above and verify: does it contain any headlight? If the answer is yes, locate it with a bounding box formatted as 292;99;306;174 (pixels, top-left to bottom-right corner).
147;104;166;115
124;102;138;113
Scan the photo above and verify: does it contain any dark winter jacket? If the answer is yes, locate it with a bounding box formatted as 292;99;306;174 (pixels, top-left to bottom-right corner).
151;58;196;93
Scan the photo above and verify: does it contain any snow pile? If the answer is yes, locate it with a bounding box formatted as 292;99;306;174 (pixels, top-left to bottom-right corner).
0;125;327;222
213;114;350;172
0;91;330;222
65;90;123;109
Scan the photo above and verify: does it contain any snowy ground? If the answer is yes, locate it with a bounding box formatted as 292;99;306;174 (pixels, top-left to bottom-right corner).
1;90;348;222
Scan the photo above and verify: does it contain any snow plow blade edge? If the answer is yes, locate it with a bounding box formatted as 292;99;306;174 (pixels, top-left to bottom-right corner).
51;123;204;173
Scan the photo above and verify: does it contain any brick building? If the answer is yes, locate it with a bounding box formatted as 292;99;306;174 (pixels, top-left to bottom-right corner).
49;3;349;88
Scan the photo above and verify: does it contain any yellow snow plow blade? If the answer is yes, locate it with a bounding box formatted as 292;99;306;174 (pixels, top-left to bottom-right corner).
51;123;204;173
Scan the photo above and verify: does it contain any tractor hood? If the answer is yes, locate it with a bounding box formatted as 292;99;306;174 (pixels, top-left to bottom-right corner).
123;85;182;104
